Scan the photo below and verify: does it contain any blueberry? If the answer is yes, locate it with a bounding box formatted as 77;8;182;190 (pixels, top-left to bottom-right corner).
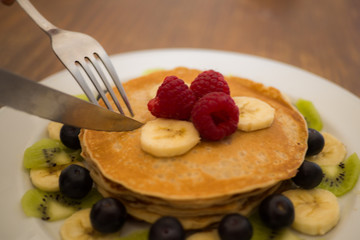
59;164;93;199
149;216;185;240
218;213;253;240
90;198;127;233
306;128;325;156
292;160;323;189
60;125;81;149
259;194;294;229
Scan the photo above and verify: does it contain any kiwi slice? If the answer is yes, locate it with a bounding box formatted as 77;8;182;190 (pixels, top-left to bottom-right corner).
118;230;149;240
318;153;360;197
250;213;302;240
295;99;323;131
23;139;82;169
75;94;89;101
21;188;102;221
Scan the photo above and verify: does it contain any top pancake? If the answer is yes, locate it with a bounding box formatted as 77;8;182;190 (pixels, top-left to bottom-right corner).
79;67;308;200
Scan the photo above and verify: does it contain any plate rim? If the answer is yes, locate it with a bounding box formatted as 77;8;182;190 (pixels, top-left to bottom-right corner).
1;48;359;239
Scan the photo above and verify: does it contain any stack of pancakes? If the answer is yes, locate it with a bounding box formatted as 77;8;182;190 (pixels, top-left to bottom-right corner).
79;67;308;229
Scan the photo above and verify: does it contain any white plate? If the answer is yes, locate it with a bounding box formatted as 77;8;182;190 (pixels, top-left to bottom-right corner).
1;48;359;239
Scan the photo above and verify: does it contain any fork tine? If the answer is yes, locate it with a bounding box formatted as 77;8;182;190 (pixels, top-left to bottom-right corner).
76;60;114;111
67;65;98;105
88;55;125;115
95;51;134;116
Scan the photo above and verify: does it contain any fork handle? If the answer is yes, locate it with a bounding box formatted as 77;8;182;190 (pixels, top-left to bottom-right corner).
17;0;57;34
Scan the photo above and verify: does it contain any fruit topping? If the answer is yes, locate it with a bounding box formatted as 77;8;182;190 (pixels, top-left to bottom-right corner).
140;118;200;157
250;213;302;240
146;70;243;143
190;70;230;99
59;164;93;199
90;198;127;233
61;209;97;240
306;132;346;166
187;230;220;240
60;125;81;149
30;162;82;192
317;152;360;196
60;208;123;240
218;213;253;240
23;138;82;169
295;99;323;131
149;216;185;240
304;132;360;196
191;92;239;141
306;128;325;156
283;189;340;236
292;160;323;189
47;121;63;140
148;76;197;120
21;188;102;221
233;96;275;132
75;93;89;101
258;194;295;229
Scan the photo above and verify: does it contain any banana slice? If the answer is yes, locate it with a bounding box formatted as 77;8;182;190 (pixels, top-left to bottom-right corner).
282;188;340;236
233;96;275;132
306;132;347;167
60;208;120;240
30;162;84;192
187;230;219;240
30;166;63;192
47;121;64;140
140;118;200;157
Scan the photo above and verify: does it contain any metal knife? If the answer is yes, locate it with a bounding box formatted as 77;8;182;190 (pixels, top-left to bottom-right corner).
0;69;143;131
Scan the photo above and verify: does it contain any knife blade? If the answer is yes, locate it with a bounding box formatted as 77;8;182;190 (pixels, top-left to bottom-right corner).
0;69;143;132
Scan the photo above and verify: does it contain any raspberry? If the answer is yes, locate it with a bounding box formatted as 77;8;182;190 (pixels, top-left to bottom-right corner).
191;92;239;141
148;76;197;120
190;70;230;99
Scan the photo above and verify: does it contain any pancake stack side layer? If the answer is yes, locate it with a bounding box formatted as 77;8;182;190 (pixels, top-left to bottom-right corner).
79;67;308;229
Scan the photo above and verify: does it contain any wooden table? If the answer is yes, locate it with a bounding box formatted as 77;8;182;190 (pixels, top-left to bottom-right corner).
1;0;360;97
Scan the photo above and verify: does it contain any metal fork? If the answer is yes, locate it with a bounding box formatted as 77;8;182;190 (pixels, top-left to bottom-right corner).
17;0;133;116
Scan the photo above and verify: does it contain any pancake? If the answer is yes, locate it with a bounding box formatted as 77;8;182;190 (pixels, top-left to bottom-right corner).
88;161;281;208
90;163;287;229
79;67;308;228
107;183;282;230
